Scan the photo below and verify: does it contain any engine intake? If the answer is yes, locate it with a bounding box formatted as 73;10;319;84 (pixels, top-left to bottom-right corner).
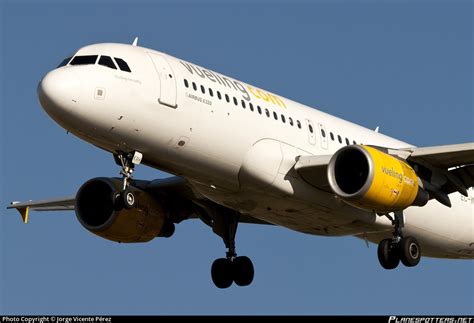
75;177;168;243
76;178;116;229
327;145;429;212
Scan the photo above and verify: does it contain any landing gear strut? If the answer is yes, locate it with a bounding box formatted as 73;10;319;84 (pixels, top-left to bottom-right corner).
112;151;143;210
209;207;254;289
377;211;421;270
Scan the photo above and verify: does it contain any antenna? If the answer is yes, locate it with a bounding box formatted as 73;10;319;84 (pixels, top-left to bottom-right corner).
374;126;379;133
132;37;138;46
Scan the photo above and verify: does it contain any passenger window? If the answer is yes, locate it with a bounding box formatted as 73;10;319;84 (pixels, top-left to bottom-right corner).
209;88;213;97
345;138;350;145
330;132;334;141
225;94;230;103
249;103;254;111
70;55;98;65
338;135;342;144
241;100;246;109
98;56;117;69
114;57;131;72
233;97;238;106
184;79;189;88
297;120;302;129
201;85;205;94
289;117;294;126
265;109;270;117
192;82;197;91
281;114;286;123
57;56;72;68
309;124;314;133
273;112;278;120
321;129;326;137
217;91;222;100
257;106;262;114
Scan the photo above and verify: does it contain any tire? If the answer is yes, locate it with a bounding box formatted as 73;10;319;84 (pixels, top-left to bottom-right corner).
112;191;123;211
122;189;135;209
398;236;421;267
377;239;400;270
232;256;254;286
211;258;233;289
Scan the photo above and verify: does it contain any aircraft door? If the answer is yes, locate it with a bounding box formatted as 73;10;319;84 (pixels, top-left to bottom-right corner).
306;119;316;145
318;123;328;149
147;53;177;108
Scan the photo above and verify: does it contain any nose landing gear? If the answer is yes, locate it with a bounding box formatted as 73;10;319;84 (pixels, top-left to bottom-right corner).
377;211;421;270
113;151;143;210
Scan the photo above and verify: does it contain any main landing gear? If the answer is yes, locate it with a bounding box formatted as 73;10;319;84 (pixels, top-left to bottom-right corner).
377;211;421;270
112;151;143;210
209;208;254;289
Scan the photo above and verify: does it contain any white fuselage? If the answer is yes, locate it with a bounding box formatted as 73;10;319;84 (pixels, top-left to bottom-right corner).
38;43;474;259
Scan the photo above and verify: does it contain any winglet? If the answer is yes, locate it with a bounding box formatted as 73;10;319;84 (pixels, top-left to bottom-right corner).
17;207;29;224
132;37;138;46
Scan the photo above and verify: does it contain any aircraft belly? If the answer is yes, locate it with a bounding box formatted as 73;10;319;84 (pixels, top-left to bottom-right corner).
193;182;377;236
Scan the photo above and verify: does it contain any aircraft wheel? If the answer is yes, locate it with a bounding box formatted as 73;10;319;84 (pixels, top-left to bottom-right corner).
232;256;254;286
399;236;421;267
112;191;124;211
211;258;233;289
122;189;135;209
377;239;400;270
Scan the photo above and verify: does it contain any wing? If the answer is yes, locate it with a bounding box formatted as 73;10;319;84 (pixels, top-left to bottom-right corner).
8;197;75;223
293;142;474;207
407;143;474;169
8;176;271;225
405;143;474;197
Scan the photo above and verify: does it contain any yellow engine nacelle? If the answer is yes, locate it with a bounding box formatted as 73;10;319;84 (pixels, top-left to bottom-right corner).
327;145;429;213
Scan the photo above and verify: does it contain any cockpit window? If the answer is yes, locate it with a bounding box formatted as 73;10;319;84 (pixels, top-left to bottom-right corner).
98;56;117;70
114;57;131;72
70;55;98;65
57;56;72;68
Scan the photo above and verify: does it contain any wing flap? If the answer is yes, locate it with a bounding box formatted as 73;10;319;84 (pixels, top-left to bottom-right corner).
443;164;474;195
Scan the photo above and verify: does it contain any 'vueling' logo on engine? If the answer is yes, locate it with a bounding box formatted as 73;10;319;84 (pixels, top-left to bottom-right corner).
381;166;415;186
381;166;403;183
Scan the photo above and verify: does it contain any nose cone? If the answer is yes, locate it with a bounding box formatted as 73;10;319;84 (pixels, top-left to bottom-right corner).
37;68;81;120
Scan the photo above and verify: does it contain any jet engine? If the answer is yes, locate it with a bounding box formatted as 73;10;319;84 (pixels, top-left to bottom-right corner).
75;177;172;243
327;145;429;213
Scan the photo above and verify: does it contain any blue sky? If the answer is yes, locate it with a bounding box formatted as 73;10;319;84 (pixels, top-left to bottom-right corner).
1;0;473;315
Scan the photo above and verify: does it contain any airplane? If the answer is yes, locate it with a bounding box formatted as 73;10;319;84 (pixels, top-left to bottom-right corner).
8;38;474;289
